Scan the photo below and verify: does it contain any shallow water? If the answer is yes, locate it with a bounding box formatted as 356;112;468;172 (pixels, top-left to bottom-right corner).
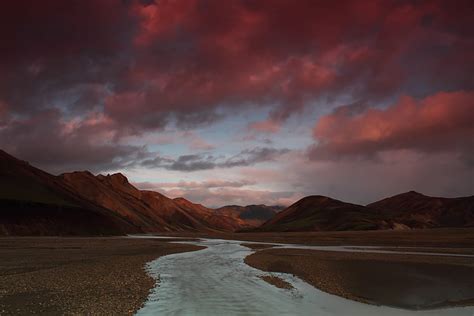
135;238;474;316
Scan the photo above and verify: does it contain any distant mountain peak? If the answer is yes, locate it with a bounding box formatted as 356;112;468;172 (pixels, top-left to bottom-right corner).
258;194;377;232
375;191;428;202
214;204;281;227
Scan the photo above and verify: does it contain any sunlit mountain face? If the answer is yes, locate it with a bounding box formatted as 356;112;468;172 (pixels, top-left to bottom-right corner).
0;0;472;208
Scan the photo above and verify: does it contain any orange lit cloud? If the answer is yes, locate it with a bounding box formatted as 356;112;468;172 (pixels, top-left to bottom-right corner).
310;91;474;160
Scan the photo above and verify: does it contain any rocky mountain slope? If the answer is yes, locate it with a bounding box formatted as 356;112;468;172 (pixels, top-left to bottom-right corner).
0;150;138;235
256;192;474;232
368;191;474;229
2;149;472;235
0;149;250;235
257;196;386;232
60;172;244;233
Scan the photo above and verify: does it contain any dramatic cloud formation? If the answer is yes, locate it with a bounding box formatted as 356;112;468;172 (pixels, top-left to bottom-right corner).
0;108;147;173
0;0;472;206
310;91;474;160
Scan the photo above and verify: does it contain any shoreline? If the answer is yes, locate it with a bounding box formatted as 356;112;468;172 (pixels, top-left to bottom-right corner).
0;237;203;315
244;247;474;310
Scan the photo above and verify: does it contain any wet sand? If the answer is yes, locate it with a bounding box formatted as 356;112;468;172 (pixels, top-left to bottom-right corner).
0;237;203;315
245;247;474;310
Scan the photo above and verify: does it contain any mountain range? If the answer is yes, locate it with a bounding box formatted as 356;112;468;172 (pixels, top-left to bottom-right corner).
0;150;134;235
0;149;472;235
0;150;279;235
257;192;474;232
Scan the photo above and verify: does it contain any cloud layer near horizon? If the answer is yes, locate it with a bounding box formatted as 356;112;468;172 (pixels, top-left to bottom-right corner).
0;0;472;206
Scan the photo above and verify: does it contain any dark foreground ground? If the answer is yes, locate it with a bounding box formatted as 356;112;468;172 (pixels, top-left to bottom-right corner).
244;246;474;310
236;229;474;310
1;229;473;314
0;237;202;315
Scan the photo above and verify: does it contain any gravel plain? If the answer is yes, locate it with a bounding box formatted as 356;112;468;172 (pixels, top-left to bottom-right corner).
0;237;203;315
245;247;474;310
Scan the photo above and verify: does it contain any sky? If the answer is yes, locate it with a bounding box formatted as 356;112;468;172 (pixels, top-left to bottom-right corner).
0;0;473;207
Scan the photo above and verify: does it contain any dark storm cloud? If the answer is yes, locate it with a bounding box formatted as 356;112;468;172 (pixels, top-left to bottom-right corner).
0;108;148;173
0;1;136;112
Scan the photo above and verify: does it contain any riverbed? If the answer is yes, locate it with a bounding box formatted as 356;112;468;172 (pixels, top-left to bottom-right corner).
135;238;474;316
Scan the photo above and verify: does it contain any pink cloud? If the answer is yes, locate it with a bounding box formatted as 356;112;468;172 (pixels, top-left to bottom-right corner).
115;0;474;131
133;177;300;208
310;91;474;160
1;0;473;203
159;186;299;208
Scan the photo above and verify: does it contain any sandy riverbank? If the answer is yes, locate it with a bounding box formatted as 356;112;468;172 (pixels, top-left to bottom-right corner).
3;230;474;314
245;247;474;310
0;237;203;315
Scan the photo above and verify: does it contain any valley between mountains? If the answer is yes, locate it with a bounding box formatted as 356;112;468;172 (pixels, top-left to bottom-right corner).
1;149;473;315
1;149;473;236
